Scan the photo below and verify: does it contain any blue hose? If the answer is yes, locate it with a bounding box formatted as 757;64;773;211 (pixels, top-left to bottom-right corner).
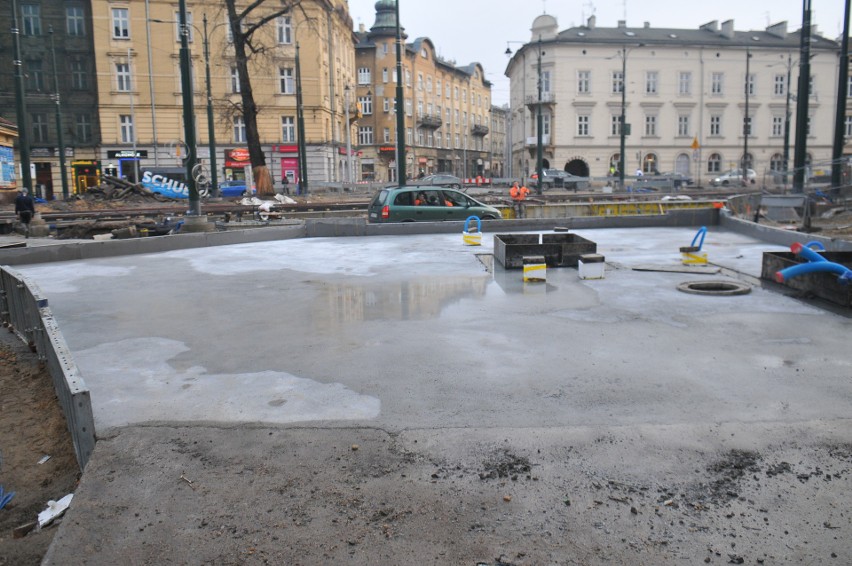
691;226;707;250
791;242;826;263
776;259;852;284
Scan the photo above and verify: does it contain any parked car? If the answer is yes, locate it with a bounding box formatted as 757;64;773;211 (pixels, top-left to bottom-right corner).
217;180;257;198
633;172;693;190
710;169;756;187
416;173;463;190
530;169;583;191
367;186;502;223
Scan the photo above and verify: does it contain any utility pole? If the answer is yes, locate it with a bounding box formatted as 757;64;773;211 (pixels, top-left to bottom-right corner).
178;0;200;215
535;36;543;195
395;0;406;185
832;0;851;189
295;42;308;195
49;26;69;199
792;0;812;194
11;0;32;193
203;14;219;196
743;48;752;183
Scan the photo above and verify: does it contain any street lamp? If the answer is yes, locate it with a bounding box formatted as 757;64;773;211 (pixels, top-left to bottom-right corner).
11;0;33;193
535;35;543;196
177;0;200;216
202;14;219;197
344;84;353;186
742;48;752;183
295;41;308;195
618;44;644;191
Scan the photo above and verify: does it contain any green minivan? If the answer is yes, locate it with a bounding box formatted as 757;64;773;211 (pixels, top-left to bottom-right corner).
368;186;502;223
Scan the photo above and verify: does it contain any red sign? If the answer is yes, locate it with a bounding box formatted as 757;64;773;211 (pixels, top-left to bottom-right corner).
273;145;298;153
226;148;250;162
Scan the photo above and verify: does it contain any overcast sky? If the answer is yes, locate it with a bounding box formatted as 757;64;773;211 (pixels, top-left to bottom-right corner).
346;0;845;106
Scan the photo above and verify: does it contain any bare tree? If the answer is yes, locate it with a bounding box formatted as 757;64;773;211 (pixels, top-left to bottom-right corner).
223;0;307;195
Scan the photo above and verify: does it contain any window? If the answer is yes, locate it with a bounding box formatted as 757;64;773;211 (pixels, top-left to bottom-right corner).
174;11;194;42
454;109;459;124
707;153;722;173
359;126;373;145
678;72;691;95
770;153;785;172
809;76;815;98
233;116;246;143
541;71;551;93
577;71;590;94
382;68;388;83
577;115;589;136
462;89;467;103
454;86;459;99
116;62;131;92
542;113;551;136
677;115;690;137
455;134;460;148
417;130;424;145
75;113;92;143
405;70;411;87
66;5;85;36
774;74;786;96
120;115;134;143
358;67;371;85
612;71;624;94
277;16;292;44
611;114;621;136
417;100;423;117
112;8;129;39
383;98;390;112
645;71;658;95
846;115;852;137
22;4;41;36
358;95;373;115
711;72;724;95
436;79;441;97
281;116;295;142
848;76;852;98
230;66;240;93
71;61;87;89
644;114;657;136
445;133;450;147
26;60;44;92
417;73;423;91
745;73;755;96
709;114;721;136
772;116;784;137
383;127;390;142
279;67;294;94
31;113;48;142
426;76;432;93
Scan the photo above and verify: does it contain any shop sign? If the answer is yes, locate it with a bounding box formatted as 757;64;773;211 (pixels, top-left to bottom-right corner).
225;148;251;167
107;149;148;159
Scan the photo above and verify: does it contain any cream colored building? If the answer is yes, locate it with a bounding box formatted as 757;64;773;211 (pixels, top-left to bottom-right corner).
506;14;842;186
90;0;357;188
488;105;509;179
354;0;492;182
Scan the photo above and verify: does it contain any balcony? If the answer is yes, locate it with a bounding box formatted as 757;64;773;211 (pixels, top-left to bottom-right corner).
525;91;556;108
471;124;489;137
417;114;442;129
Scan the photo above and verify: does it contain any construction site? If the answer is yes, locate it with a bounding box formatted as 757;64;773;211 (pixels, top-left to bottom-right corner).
0;180;851;565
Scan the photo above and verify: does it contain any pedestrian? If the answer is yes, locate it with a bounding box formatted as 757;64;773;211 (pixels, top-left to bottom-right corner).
14;188;35;238
509;180;530;219
635;168;644;177
281;174;290;195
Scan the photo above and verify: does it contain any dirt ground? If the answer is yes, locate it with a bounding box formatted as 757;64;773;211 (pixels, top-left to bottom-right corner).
0;330;79;566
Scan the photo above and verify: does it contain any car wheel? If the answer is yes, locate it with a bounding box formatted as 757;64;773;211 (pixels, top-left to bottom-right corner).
481;214;498;220
721;181;729;186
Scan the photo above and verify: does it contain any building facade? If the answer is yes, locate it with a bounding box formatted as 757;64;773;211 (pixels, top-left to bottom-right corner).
0;0;102;199
354;0;492;183
85;0;356;191
506;14;842;186
489;105;509;179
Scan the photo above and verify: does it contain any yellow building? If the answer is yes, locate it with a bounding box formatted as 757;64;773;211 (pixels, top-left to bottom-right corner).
355;0;492;182
90;0;357;189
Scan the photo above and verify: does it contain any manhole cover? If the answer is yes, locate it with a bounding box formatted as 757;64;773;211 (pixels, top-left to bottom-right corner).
677;280;751;296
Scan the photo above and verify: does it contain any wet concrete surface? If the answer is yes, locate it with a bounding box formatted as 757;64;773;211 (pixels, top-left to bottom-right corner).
13;226;852;564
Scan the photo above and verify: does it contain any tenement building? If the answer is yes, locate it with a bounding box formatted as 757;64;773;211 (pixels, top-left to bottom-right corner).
355;0;492;182
505;14;841;186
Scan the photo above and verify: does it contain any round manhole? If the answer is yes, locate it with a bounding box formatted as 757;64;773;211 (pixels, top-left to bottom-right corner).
677;280;752;296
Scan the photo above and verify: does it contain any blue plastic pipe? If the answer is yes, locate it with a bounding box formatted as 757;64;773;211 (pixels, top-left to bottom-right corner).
691;226;707;250
791;241;826;263
776;260;852;283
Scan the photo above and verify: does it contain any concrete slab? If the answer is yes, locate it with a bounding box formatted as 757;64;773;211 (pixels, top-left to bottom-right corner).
15;225;852;564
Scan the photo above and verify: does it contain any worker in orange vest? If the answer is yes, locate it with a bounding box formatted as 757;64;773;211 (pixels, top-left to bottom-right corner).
509;181;530;218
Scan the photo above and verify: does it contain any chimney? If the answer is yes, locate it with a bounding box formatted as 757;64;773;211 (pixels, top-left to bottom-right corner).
358;22;365;33
721;19;735;39
617;20;626;28
700;20;718;33
587;15;596;29
644;22;650;29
